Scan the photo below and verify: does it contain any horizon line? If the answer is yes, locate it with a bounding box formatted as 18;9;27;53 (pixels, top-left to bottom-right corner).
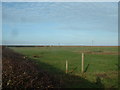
1;44;119;47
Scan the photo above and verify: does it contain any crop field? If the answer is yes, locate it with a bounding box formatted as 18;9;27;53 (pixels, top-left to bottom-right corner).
10;46;118;88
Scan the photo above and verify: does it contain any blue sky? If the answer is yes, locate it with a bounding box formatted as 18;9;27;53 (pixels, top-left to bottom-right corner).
2;2;118;46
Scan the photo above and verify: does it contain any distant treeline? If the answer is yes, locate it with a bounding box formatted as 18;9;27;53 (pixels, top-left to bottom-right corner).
1;45;51;47
0;45;118;47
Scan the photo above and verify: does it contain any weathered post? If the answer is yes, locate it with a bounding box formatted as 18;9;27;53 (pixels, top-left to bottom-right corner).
81;53;84;73
66;60;68;74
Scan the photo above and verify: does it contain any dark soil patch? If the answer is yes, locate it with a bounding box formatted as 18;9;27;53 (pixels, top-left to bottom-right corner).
33;55;40;58
2;47;60;89
74;51;118;55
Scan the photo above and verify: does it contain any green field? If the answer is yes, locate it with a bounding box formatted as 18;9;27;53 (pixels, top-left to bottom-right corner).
10;46;118;88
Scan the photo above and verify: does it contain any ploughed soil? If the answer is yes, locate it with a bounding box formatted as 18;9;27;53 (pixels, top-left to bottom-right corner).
74;51;119;55
2;47;60;89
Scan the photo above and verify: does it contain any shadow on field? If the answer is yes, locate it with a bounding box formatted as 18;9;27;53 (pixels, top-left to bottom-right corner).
3;47;105;88
95;77;104;89
84;64;90;73
34;59;105;88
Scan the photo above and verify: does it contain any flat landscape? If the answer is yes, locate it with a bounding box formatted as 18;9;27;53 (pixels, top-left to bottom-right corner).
2;2;118;89
6;46;118;88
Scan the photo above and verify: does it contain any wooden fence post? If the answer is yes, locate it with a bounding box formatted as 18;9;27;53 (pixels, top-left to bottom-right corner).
66;60;68;74
81;53;84;73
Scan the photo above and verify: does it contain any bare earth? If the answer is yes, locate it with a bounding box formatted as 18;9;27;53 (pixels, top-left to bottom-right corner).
2;47;60;89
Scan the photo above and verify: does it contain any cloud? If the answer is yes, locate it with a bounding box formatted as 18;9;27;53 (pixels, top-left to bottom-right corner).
2;2;117;23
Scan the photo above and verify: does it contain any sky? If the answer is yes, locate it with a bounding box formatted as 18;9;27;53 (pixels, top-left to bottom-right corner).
2;2;118;46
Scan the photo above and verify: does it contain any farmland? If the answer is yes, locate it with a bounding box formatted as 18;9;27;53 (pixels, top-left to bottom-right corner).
8;46;118;88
